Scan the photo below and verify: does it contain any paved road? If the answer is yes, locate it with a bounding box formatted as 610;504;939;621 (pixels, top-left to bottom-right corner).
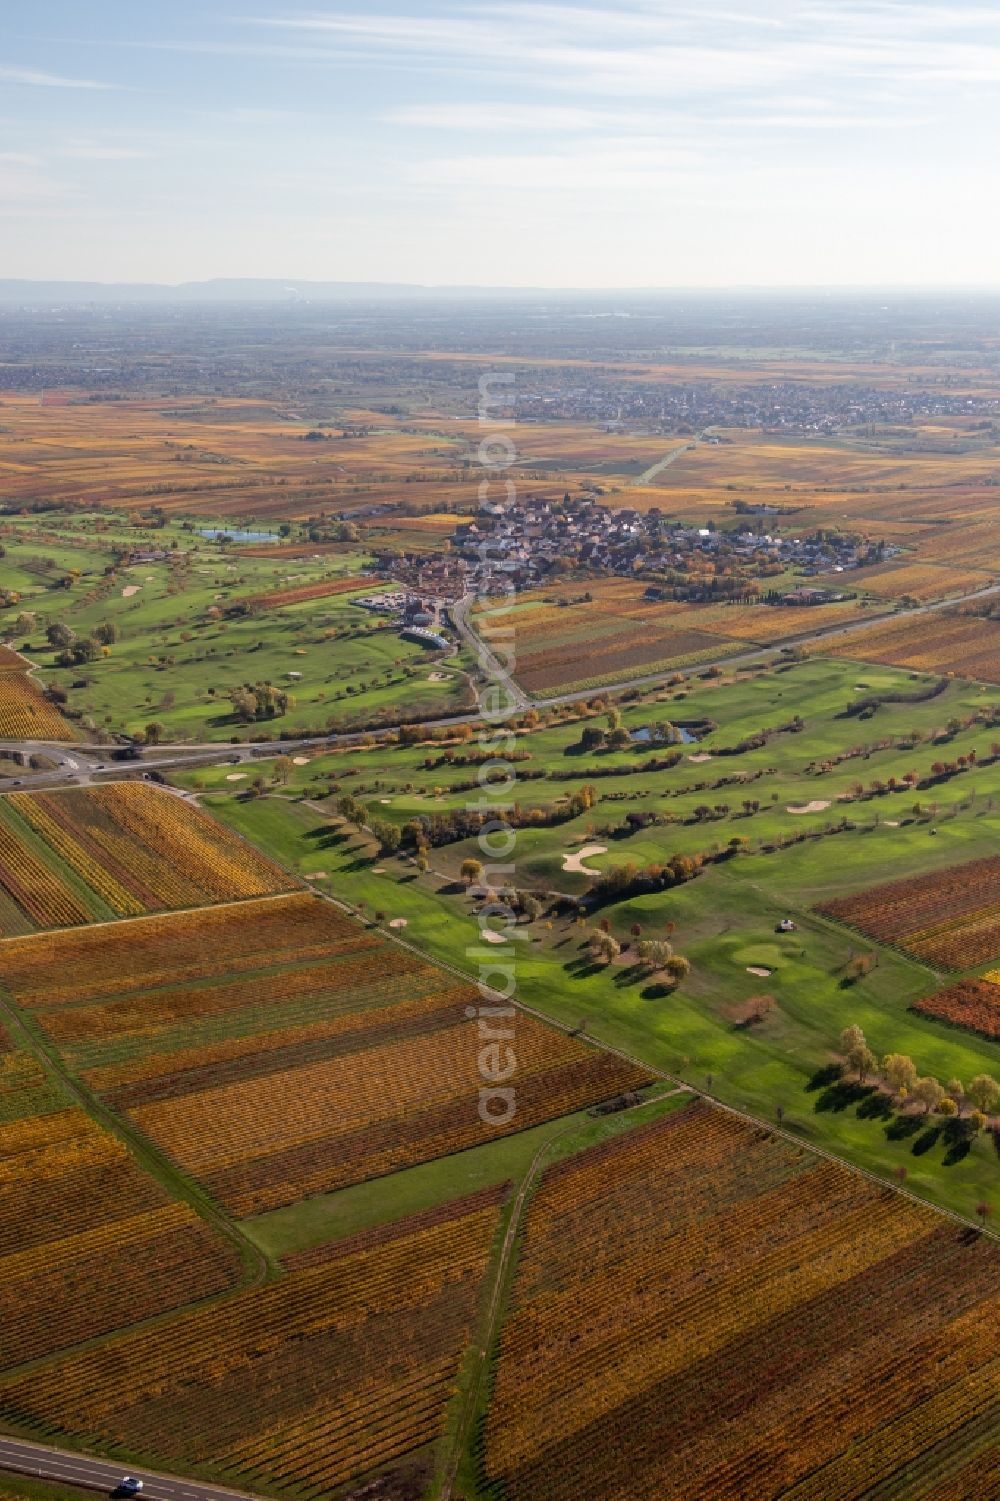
450;592;528;710
0;1437;258;1501
632;429;708;486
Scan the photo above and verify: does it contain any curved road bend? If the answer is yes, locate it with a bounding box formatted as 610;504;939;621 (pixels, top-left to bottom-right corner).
0;1437;259;1501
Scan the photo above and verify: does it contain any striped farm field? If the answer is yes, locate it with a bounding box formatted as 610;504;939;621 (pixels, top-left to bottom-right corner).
816;854;1000;968
476;580;868;695
829;609;1000;683
5;892;652;1216
482;1101;1000;1501
912;976;1000;1040
0;893;349;1007
0;1187;506;1497
0;782;296;934
850;560;995;602
0;1033;241;1373
0;669;75;741
245;575;378;610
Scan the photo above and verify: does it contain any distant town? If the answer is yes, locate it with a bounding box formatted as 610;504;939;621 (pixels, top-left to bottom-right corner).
373;495;895;602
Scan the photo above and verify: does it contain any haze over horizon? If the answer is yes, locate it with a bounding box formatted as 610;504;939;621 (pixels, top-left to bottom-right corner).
3;1;1000;290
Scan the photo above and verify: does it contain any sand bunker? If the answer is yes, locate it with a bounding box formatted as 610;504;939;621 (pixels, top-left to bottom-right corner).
292;756;309;766
428;671;452;682
886;820;900;827
687;752;713;763
562;843;608;874
480;928;507;944
225;772;247;782
747;965;772;977
304;871;327;880
122;585;140;597
379;797;392;804
787;800;830;814
388;917;408;928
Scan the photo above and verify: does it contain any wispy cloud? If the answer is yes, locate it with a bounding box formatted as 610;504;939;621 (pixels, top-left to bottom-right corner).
384;103;608;131
254;3;1000;94
62;141;150;160
0;65;115;90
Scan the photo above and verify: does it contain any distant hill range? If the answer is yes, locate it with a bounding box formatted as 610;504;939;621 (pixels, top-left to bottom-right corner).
0;278;540;304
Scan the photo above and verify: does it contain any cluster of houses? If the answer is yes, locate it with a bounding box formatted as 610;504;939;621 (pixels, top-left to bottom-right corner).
515;378;1000;435
371;497;893;599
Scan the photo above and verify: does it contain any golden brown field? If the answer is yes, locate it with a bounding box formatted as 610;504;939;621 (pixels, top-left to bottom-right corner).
0;396;478;520
825;610;1000;682
849;561;995;601
477;580;871;695
0;651;75;743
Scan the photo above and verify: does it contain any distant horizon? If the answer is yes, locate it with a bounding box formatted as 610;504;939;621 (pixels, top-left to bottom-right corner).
5;276;1000;297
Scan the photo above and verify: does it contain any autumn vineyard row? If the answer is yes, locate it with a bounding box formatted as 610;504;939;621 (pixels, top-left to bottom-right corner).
0;782;295;933
482;1101;1000;1500
816;853;1000;968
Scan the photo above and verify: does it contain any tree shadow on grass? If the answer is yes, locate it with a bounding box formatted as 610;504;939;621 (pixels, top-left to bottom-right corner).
885;1114;923;1142
564;958;607;980
641;981;678;1001
806;1064;843;1093
941;1117;976;1166
304;827;350;850
857;1091;894;1121
613;962;649;988
814;1080;875;1114
911;1123;941;1156
344;855;375;873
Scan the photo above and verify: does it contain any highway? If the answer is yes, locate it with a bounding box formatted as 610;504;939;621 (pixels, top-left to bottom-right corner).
0;1437;258;1501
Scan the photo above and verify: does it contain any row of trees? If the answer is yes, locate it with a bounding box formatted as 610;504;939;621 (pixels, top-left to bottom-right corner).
840;1025;1000;1122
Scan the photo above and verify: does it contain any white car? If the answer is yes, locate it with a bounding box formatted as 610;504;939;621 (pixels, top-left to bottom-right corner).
120;1479;143;1494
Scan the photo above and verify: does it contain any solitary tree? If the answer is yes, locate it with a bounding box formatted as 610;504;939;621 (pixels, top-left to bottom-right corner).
460;858;483;886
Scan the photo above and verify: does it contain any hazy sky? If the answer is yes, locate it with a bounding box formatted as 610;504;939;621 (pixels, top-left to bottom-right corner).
3;1;999;287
